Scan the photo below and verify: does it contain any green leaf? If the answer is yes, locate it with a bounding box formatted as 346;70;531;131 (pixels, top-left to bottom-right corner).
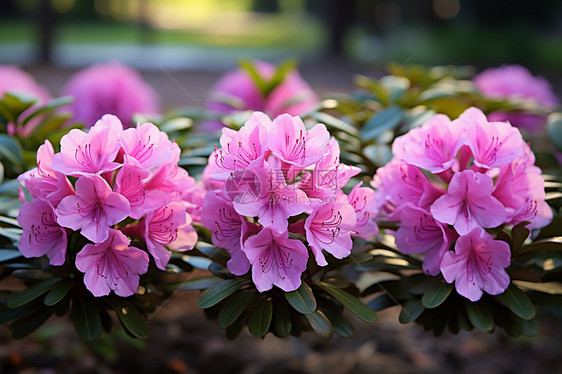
520;316;539;336
248;297;273;338
1;91;37;119
195;241;230;265
266;59;296;96
10;308;52;339
304;310;333;338
548;112;562;151
380;75;410;103
316;281;376;323
0;134;24;172
494;284;536;320
70;297;102;341
7;278;61;308
239;60;268;97
180;255;213;270
398;298;425;324
421;282;453;309
163;276;223;291
22;96;73;126
0;302;37;324
0;249;22;262
44;281;72;306
284;282;317;314
197;278;247;309
361;106;403;141
465;300;494;332
309;112;360;138
511;221;531;253
107;297;149;339
273;301;292;338
535;216;562;241
217;291;256;328
456;305;473;331
226;311;248;340
367;293;398;311
320;306;355;338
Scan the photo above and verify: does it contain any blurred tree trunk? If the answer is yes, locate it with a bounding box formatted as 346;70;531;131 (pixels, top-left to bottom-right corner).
37;0;56;63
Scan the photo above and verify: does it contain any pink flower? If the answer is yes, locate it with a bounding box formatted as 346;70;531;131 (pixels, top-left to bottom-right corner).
201;190;251;275
51;115;122;177
232;159;308;233
56;175;130;243
179;177;206;225
141;202;192;270
62;62;158;128
347;183;379;240
17;140;75;206
17;198;67;266
75;229;149;297
440;228;511;301
474;65;558;131
267;114;330;168
207;111;270;180
0;65;50;103
120;122;180;169
431;170;507;235
392;114;463;174
113;157;167;219
305;199;357;266
456;107;524;170
391;204;456;276
206;61;318;119
371;161;444;212
243;226;308;292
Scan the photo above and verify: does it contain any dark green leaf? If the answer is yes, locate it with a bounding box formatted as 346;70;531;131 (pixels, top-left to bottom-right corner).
248;297;273;338
316;281;376;322
361;106;403;141
304;310;333;338
273;301;292;338
180;255;213;270
198;278;247;309
548;112;562;151
164;276;223;291
239;60;268;97
196;241;230;265
218;291;256;328
284;282;317;314
465;300;494;332
266;59;297;96
456;305;473;331
7;278;61;308
44;281;72;306
0;302;36;324
535;216;562;241
10;308;52;339
1;92;37;119
494;284;536;320
398;298;425;324
226;311;248;340
520;316;539;336
421;282;453;309
320;306;355;338
107;297;149;339
22;96;73;126
71;297;102;341
0;249;22;262
511;221;530;253
0;134;24;171
367;293;398;311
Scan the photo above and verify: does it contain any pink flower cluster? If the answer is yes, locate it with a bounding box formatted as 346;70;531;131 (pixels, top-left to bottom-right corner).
17;115;199;297
373;107;552;301
63;62;159;128
474;65;559;131
206;61;318;128
201;112;378;292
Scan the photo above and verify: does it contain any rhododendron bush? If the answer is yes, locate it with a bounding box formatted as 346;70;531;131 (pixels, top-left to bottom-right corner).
1;61;562;341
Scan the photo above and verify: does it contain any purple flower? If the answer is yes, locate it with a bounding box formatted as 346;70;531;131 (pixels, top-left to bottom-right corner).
17;140;75;207
207;61;318;119
201;190;251;275
120;122;180;169
391;204;456;276
474;65;558;131
440;228;511;301
75;229;149;297
62;62;158;128
17;198;67;266
305;199;356;266
51;115;122;177
347;182;379;240
431;170;507;235
56;175;131;243
243;226;308;292
140;202;192;270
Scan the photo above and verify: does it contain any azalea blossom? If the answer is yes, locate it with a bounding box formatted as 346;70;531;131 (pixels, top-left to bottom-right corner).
75;229;149;297
243;226;308;292
120;122;180;169
17;198;67;266
347;182;379;240
440;228;511;301
56;175;130;243
305;199;356;266
62;62;158;127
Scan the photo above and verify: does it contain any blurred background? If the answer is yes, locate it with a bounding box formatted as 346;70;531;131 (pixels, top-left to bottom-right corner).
2;1;562;373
